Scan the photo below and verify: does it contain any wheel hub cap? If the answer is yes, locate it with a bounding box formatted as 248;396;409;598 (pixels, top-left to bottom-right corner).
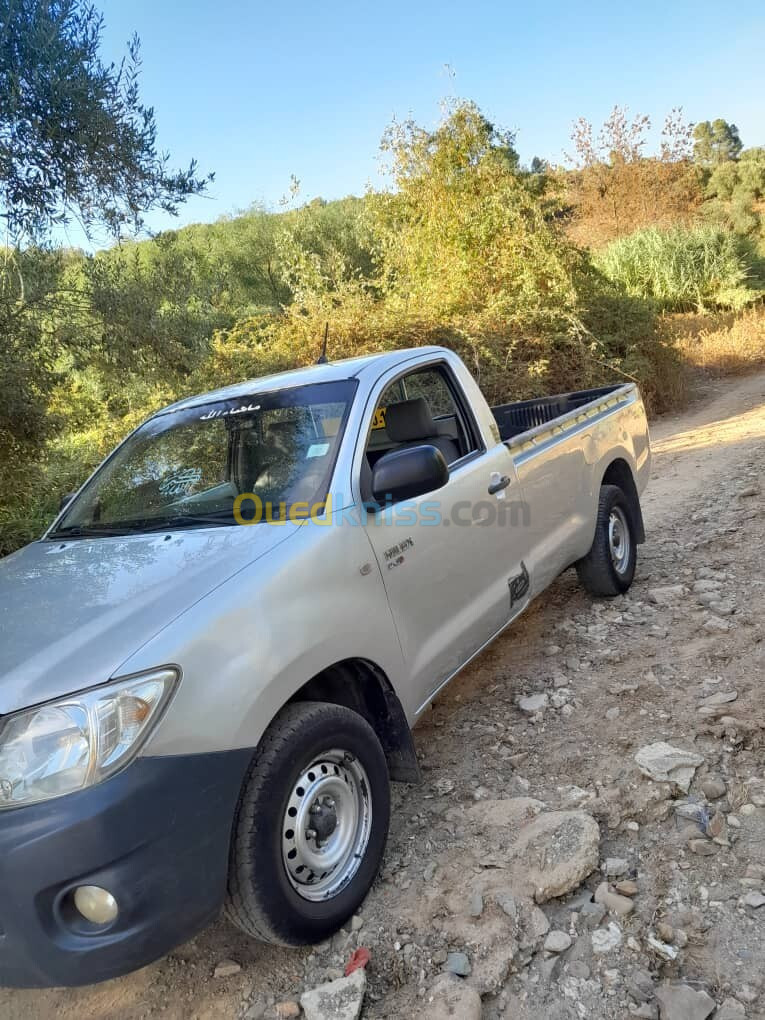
282;749;372;902
309;797;338;844
608;506;631;575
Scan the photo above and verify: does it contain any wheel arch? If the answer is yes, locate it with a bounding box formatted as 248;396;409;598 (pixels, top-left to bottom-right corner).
600;457;645;544
285;658;421;784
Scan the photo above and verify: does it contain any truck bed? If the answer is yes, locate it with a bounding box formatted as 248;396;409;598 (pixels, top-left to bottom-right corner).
491;385;625;442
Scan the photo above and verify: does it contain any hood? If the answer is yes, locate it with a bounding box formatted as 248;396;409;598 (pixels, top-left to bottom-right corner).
0;524;296;715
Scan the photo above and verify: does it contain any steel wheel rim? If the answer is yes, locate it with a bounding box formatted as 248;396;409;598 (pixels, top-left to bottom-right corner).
282;748;372;902
608;506;631;575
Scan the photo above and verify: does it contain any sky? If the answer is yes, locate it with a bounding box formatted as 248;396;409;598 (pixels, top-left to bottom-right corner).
64;0;765;247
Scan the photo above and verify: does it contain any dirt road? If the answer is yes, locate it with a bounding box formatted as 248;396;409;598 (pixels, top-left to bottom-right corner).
3;370;765;1020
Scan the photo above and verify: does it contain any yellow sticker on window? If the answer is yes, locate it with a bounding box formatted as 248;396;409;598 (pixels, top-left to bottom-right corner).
372;407;387;430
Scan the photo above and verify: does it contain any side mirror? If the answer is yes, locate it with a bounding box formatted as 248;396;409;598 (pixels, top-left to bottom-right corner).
59;492;76;513
371;445;449;506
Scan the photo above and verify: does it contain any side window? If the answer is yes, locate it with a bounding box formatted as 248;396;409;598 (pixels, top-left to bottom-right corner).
406;370;464;421
364;364;479;469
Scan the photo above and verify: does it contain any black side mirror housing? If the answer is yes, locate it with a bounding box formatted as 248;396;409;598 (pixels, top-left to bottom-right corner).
371;445;449;506
59;492;76;513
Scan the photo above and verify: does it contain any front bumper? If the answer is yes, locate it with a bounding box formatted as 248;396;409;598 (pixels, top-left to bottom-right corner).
0;748;252;988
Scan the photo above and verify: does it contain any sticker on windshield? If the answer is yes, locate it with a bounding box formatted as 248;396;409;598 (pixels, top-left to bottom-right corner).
160;468;203;496
307;443;330;458
199;403;261;421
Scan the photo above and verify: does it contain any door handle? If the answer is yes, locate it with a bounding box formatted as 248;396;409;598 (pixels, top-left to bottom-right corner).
488;473;511;495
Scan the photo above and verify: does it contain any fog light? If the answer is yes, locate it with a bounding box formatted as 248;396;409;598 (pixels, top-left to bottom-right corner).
73;885;119;925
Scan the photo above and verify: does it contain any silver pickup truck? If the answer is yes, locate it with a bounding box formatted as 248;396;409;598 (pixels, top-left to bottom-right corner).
0;346;650;986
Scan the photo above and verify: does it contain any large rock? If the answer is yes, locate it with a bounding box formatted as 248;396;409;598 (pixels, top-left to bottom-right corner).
655;982;716;1020
421;974;482;1020
635;743;704;793
300;969;366;1020
512;809;601;902
716;998;746;1020
463;801;599;902
411;799;600;947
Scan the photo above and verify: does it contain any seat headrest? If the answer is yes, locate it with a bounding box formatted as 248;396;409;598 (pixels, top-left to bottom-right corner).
266;419;302;450
267;420;297;437
385;397;436;442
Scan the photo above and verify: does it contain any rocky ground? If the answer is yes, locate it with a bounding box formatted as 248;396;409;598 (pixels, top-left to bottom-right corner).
2;370;765;1020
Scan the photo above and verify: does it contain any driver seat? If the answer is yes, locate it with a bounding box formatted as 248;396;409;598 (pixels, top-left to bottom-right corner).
385;397;460;465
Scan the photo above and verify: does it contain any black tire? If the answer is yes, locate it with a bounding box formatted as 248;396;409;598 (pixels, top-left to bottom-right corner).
576;484;637;597
225;701;390;945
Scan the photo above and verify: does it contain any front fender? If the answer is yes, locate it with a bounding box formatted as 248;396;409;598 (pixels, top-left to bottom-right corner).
125;511;407;757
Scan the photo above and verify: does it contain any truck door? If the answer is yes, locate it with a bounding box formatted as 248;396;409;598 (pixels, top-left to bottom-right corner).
359;362;529;719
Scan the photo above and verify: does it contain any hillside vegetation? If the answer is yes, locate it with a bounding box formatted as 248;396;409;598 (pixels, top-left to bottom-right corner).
1;101;764;554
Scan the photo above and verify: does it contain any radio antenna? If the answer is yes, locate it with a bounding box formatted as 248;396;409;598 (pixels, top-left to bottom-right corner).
317;322;329;364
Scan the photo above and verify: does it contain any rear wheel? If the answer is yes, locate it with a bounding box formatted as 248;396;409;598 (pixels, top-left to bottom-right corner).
576;484;637;597
225;701;390;945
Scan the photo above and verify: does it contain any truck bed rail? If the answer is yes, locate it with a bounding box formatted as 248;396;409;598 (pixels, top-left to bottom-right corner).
491;385;624;442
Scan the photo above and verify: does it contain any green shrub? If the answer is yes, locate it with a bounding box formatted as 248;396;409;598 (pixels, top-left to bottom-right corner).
595;226;763;312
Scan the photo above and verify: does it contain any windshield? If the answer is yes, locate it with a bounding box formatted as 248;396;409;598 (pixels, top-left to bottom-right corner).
51;380;357;537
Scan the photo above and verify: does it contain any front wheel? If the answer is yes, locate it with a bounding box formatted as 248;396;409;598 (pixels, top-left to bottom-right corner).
225;701;390;945
576;484;637;597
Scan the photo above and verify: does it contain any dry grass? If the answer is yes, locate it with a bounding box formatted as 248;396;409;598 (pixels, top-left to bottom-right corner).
667;305;765;377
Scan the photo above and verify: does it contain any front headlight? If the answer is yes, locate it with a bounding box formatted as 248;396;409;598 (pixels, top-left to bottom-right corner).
0;669;178;810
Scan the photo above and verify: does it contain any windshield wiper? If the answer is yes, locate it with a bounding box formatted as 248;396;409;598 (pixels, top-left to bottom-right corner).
50;512;236;540
137;513;236;532
49;524;137;539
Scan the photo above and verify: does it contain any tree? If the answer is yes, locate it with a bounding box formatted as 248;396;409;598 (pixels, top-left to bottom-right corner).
85;230;235;392
277;195;375;304
212;205;292;310
692;119;743;168
738;147;765;193
369;100;575;323
705;147;765;235
0;0;211;243
0;246;84;512
566;106;700;245
0;0;211;539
